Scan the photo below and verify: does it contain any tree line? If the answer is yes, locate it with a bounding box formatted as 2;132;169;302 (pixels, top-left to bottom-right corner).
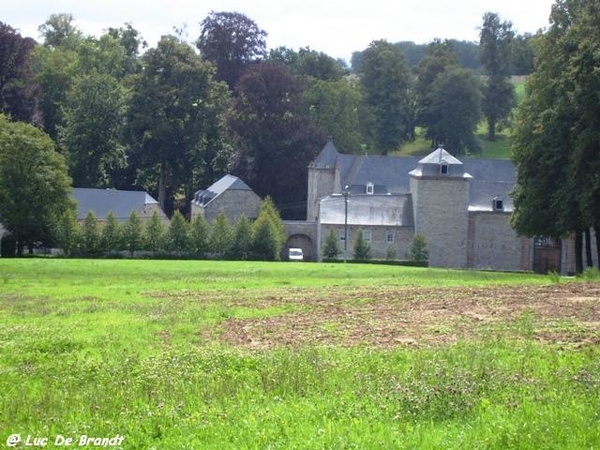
1;9;530;227
54;197;286;261
511;0;600;273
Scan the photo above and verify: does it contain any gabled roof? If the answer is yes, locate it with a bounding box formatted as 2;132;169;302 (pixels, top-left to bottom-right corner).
193;174;254;207
72;188;159;221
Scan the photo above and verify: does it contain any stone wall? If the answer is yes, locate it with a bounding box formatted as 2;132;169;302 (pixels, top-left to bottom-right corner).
192;190;262;224
307;168;336;222
410;176;470;268
467;211;532;271
318;224;414;261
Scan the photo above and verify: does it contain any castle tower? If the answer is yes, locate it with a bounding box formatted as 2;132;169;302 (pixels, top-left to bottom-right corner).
306;140;339;222
409;148;472;268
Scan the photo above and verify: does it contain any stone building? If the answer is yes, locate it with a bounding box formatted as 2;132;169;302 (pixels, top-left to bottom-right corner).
297;140;555;272
191;174;262;223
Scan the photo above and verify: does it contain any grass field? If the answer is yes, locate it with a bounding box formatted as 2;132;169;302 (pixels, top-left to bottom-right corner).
1;259;599;449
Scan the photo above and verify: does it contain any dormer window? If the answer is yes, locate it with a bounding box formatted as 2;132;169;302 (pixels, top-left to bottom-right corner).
440;164;449;175
366;182;374;195
493;196;504;211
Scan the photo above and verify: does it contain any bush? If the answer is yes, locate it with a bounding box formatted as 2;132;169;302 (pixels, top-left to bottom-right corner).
353;229;371;260
408;234;429;262
322;228;341;259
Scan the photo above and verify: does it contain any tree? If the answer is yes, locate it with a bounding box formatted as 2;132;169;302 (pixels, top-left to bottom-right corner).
228;62;326;218
54;207;81;256
415;39;460;138
229;214;253;259
0;114;73;254
357;40;415;154
38;13;83;50
58;71;128;187
125;36;230;214
144;211;166;255
197;11;267;90
165;211;190;255
352;229;371;260
102;211;122;254
0;22;42;125
189;214;210;258
271;46;346;81
251;211;280;260
81;211;101;256
322;228;341;259
479;12;516;141
303;78;365;154
408;234;429;262
425;68;482;155
511;0;597;273
509;33;535;75
122;211;144;256
209;211;232;259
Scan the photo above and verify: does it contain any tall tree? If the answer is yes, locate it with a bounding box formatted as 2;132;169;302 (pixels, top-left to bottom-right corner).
38;14;83;49
303;78;365;153
228;62;326;219
425;68;482;155
415;39;460;142
197;11;267;90
479;12;516;141
0;114;73;254
511;0;596;273
125;36;230;214
0;22;42;125
357;40;415;154
58;71;128;187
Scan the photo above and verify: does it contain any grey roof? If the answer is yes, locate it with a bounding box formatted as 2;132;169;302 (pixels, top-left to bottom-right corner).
71;188;159;220
338;154;419;194
317;143;518;213
310;140;339;169
320;194;414;227
193;174;254;206
418;148;463;165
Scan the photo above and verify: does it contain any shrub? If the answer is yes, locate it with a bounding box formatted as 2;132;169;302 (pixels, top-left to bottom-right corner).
353;229;371;260
408;234;429;262
165;211;190;255
145;211;166;255
322;228;341;259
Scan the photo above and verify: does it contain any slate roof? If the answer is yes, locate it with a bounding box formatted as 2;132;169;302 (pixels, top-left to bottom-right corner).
71;188;160;221
193;174;254;207
309;140;339;169
314;143;517;213
319;194;414;227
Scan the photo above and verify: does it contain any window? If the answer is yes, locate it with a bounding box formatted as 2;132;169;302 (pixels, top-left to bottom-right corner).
440;164;449;175
386;232;394;243
366;182;374;195
339;229;346;241
493;197;504;211
363;230;372;242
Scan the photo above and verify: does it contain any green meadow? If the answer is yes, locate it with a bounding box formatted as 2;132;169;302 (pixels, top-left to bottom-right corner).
1;259;599;449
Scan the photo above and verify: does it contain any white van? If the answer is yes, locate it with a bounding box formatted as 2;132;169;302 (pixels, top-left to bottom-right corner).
288;247;304;261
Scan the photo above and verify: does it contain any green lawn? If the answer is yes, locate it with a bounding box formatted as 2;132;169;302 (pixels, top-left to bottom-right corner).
1;259;599;449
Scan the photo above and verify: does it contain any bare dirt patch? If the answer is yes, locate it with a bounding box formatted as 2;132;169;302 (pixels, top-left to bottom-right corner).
212;282;600;349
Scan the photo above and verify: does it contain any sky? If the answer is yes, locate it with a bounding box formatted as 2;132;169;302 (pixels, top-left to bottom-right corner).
3;0;556;62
